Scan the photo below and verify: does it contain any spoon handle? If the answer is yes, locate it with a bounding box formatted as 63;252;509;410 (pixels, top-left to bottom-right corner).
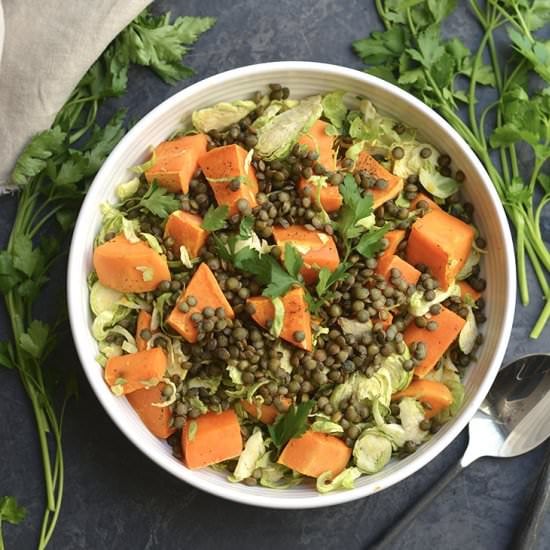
514;441;550;550
368;460;465;550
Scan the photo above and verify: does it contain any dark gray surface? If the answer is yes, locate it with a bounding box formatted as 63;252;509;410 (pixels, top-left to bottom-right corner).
1;1;549;549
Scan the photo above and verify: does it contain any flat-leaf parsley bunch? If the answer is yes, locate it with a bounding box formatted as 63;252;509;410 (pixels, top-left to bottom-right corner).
0;9;214;549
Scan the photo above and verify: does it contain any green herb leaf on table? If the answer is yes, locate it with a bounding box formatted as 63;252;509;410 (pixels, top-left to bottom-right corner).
138;182;180;218
0;342;15;370
0;495;26;524
268;401;315;451
11;127;66;186
123;13;216;85
19;320;50;360
202;204;229;231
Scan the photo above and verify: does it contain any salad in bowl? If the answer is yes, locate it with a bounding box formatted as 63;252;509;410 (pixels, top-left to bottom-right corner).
87;85;486;493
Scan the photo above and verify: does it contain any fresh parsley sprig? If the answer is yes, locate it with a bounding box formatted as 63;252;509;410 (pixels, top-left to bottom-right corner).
354;0;550;337
202;205;229;231
0;496;26;548
137;182;180;218
0;9;214;547
336;174;391;258
268;400;315;451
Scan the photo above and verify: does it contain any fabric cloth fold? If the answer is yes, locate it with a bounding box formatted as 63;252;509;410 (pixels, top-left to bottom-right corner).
0;0;151;190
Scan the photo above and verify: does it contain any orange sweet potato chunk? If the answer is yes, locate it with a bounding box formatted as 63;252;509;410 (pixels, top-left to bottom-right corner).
355;151;404;208
247;287;312;351
297;120;337;171
93;234;170;293
278;431;351;478
406;209;475;290
127;382;175;438
167;263;234;343
145;134;208;193
403;305;466;377
165;210;208;258
198;144;259;215
182;409;242;469
105;348;168;395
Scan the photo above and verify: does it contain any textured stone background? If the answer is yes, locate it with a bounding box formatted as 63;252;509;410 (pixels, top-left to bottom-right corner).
0;1;548;548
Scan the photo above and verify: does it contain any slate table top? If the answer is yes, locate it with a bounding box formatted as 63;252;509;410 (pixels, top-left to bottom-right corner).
1;1;549;549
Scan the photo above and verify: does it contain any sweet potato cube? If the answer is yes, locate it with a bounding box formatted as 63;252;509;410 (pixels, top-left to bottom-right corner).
182;409;242;469
105;348;168;395
127;382;175;438
247;287;312;351
297;120;337;171
403;305;466;377
278;431;351;478
165;210;208;258
406;209;475;289
145;134;208;193
198;144;259;215
93;234;170;293
355;151;404;208
167;263;234;343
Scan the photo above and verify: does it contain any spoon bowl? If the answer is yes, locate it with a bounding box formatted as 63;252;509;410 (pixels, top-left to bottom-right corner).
464;353;550;464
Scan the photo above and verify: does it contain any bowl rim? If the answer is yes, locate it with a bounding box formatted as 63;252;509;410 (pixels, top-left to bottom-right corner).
67;61;516;509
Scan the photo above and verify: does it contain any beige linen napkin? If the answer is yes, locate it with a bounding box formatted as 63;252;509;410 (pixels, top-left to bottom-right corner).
0;0;151;191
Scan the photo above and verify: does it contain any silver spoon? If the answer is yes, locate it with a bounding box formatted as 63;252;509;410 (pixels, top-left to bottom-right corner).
370;353;550;549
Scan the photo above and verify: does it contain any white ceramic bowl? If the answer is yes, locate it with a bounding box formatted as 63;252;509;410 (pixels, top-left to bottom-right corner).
67;62;516;508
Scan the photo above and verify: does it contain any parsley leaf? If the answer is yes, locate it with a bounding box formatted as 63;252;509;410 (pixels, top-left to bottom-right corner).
202;205;229;231
122;12;216;84
0;251;22;294
11;127;66;186
268;401;315;451
315;264;349;298
19;321;50;360
12;236;43;278
336;174;375;254
224;242;301;298
0;342;15;370
238;215;255;239
139;182;180;218
0;496;26;525
308;263;350;315
356;224;392;258
283;244;304;279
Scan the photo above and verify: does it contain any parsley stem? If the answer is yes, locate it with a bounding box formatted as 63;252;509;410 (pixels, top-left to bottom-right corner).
530;291;550;339
467;25;493;142
479;100;499;147
534;195;550;240
375;0;390;29
513;211;529;305
486;0;524;32
525;240;549;297
28;204;65;239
